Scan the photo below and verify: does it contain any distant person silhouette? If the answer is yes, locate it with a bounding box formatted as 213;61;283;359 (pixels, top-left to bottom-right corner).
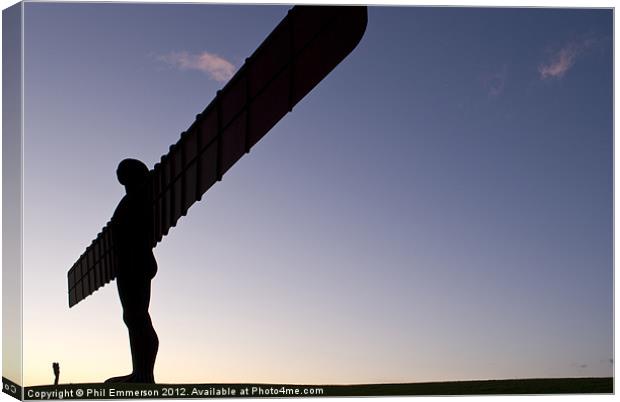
52;362;59;385
105;159;159;384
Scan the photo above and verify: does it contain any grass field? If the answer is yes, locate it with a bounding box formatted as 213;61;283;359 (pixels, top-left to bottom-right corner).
16;377;612;399
321;377;613;395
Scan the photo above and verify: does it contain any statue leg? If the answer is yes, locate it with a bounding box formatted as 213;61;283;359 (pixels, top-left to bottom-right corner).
105;275;158;383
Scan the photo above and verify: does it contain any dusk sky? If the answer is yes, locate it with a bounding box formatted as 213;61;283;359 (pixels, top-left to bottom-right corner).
16;2;612;386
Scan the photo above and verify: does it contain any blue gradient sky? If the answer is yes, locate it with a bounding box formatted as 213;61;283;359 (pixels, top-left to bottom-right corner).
21;3;612;385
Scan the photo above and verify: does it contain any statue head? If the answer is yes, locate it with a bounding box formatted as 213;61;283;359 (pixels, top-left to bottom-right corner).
117;158;149;193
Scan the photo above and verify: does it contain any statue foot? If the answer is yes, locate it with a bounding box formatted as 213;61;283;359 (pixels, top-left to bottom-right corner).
132;375;155;384
104;374;134;383
104;373;154;384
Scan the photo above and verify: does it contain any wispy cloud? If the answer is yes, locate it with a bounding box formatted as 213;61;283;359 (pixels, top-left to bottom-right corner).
156;51;236;82
538;38;595;80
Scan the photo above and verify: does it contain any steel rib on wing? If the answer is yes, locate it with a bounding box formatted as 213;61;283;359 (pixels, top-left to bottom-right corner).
67;5;368;307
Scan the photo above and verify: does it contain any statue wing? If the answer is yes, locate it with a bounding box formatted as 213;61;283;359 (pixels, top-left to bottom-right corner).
68;5;368;307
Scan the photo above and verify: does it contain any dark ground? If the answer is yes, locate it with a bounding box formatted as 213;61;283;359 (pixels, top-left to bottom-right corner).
15;377;613;399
